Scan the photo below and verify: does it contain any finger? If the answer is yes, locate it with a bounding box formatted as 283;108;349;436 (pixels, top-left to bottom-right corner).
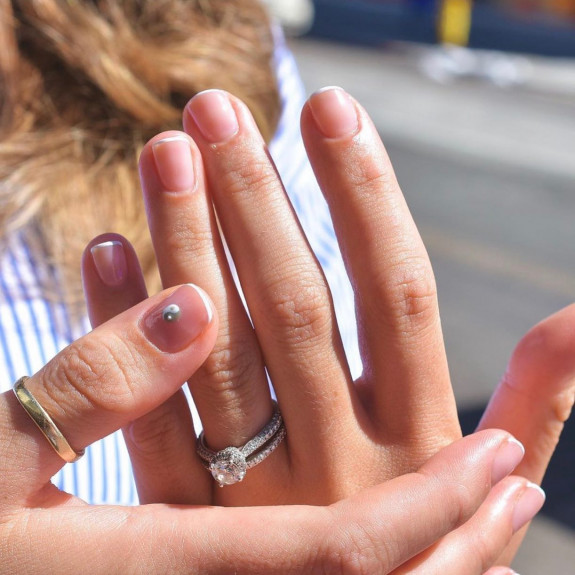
322;430;526;574
0;283;217;501
300;87;459;443
484;568;520;575
183;90;357;468
3;430;526;574
393;477;545;574
82;233;149;327
477;304;575;563
83;234;210;504
139;130;274;454
123;388;211;504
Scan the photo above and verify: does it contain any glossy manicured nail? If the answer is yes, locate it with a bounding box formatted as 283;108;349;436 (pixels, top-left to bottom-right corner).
152;136;195;192
491;437;525;485
142;284;213;353
90;241;128;287
309;86;359;139
187;90;239;143
512;482;546;533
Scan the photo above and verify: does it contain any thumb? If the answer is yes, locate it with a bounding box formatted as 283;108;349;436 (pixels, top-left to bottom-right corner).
0;283;217;502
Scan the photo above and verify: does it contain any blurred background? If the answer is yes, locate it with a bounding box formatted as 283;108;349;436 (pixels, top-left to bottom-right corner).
264;0;574;572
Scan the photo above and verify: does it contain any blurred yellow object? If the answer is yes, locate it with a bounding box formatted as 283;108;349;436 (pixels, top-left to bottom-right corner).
438;0;473;46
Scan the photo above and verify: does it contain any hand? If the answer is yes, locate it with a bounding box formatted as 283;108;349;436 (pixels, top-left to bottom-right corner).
84;87;573;566
0;273;537;573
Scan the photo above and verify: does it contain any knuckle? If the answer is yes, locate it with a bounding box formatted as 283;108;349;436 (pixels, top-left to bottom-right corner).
261;271;332;348
345;146;396;199
161;226;215;263
42;335;140;417
378;256;438;332
355;169;396;199
221;154;278;200
196;341;261;400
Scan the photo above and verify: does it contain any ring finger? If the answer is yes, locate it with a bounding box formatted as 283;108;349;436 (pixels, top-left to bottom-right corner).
183;91;360;499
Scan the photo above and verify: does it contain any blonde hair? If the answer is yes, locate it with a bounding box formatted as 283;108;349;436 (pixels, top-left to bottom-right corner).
0;0;280;302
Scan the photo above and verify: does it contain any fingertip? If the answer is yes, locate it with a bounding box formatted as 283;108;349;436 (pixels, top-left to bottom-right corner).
151;135;196;193
83;232;130;264
140;130;194;162
478;305;575;486
508;304;575;403
184;89;239;144
82;233;148;327
511;481;546;534
307;86;359;139
139;130;200;198
491;436;525;485
420;429;523;489
89;239;128;288
484;568;520;575
83;234;143;285
141;284;217;354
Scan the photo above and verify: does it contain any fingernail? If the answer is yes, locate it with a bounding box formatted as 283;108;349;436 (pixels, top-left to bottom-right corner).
142;284;213;353
491;437;525;485
151;136;195;192
512;482;546;533
90;241;127;287
187;90;239;143
308;86;359;139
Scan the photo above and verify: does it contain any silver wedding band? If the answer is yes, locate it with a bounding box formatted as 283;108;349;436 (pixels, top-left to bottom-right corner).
196;400;286;487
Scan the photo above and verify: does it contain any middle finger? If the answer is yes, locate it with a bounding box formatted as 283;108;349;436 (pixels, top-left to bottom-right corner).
183;90;360;474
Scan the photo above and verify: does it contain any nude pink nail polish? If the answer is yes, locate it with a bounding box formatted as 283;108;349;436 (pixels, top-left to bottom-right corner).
142;284;213;353
152;136;195;192
512;482;546;533
90;240;127;287
491;437;525;485
308;86;359;139
187;90;239;143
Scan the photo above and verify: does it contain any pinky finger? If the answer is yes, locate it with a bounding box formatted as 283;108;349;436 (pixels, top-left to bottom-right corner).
82;234;210;505
394;478;545;575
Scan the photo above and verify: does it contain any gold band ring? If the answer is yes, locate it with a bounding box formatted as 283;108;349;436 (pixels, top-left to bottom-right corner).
13;376;84;463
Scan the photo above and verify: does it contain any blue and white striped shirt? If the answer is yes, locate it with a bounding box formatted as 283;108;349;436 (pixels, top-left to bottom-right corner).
0;35;359;504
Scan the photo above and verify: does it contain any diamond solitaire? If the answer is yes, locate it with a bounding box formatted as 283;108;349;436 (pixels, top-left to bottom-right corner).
196;400;286;487
209;447;247;487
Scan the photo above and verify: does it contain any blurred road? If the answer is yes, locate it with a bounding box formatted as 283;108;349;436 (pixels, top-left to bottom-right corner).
290;38;575;574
